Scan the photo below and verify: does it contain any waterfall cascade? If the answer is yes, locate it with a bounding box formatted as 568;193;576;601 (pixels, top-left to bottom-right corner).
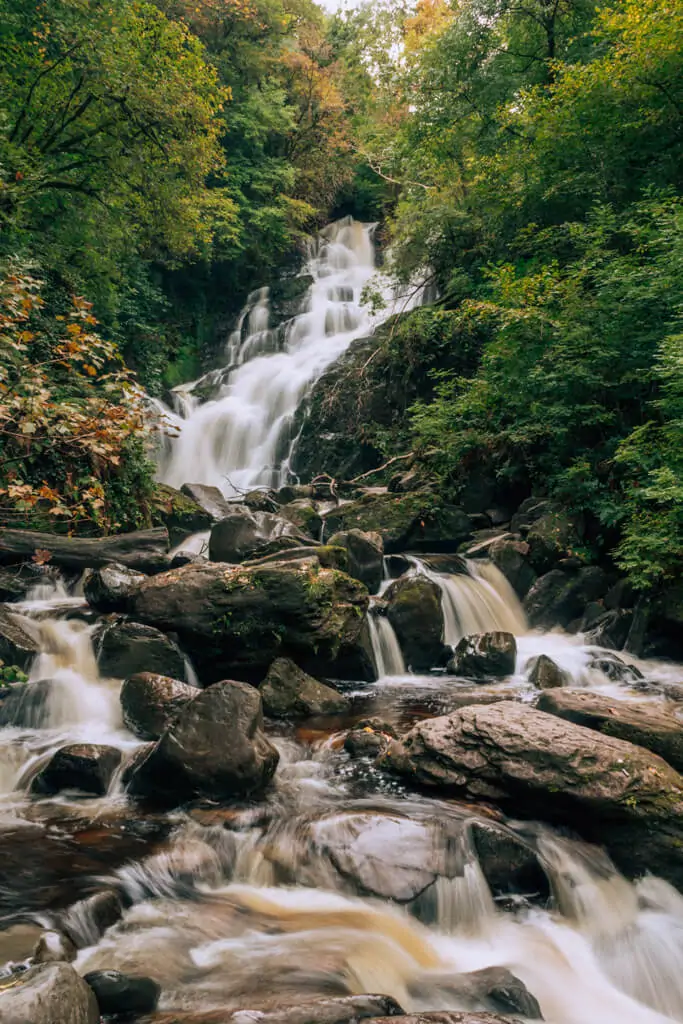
155;218;424;497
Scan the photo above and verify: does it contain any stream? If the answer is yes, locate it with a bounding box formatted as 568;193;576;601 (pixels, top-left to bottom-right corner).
3;219;683;1023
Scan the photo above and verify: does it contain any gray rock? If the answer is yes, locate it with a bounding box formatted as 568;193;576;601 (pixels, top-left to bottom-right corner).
59;890;124;948
527;654;569;690
84;969;160;1015
365;1013;521;1024
412;966;541;1019
526;510;581;573
181;482;233;519
380;702;683;887
31;744;122;797
279;499;324;540
120;671;198;740
488;538;536;599
523;567;608;629
222;994;405;1024
385;575;446;671
83;562;146;613
327;529;384;594
448;632;516;679
260;658;349;718
322;491;472;553
96;619;186;680
209;506;310;563
344;718;398;758
1;962;99;1024
127;679;279;807
0;606;40;671
537;688;683;772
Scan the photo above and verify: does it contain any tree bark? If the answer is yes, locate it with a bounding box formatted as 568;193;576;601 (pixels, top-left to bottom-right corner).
0;528;170;574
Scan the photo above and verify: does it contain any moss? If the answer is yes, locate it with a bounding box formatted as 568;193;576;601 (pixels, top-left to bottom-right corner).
151;483;212;545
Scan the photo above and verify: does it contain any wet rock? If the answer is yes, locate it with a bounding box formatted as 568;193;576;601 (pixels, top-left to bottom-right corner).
84;969;160;1016
415;966;541;1019
145;994;405;1024
128;560;371;683
344;718;398;758
537;689;683;772
366;1013;522;1024
59;889;124;948
487;538;536;600
121;671;198;740
31;744;122;797
279;499;324;540
209;506;311;563
469;822;550;902
526;510;581;574
584;609;633;651
587;652;643;683
33;929;77;964
327;529;384;594
152;483;213;546
0;563;54;603
385;575;446;672
312;812;440;902
0;678;51;728
0;606;40;671
322;491;472;553
527;654;569;690
96;619;187;680
379;702;683;887
83;562;146;613
243;545;347;573
128;679;279;806
523;567;608;630
1;962;99;1024
448;632;516;680
181;483;233;519
260;658;350;718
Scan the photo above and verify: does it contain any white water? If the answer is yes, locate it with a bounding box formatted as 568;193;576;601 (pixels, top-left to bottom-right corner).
155;218;424;497
367;612;406;678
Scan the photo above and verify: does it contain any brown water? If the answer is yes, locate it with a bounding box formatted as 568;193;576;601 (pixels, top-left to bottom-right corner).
3;582;683;1022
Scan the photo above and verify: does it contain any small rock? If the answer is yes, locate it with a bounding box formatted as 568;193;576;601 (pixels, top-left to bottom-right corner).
0;606;40;671
84;969;160;1016
96;620;187;680
2;962;99;1024
120;672;198;740
344;717;398;758
31;744;122;797
448;632;516;679
527;654;569;690
59;890;124;948
83;563;146;613
260;658;350;718
33;929;77;964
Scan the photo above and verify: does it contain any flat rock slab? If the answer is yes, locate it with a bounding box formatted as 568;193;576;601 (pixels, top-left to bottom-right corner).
537;689;683;771
0;962;99;1024
143;995;404;1024
380;702;683;887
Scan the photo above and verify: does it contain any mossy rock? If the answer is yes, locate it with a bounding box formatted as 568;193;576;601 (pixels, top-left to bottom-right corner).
384;575;447;671
151;484;213;546
323;491;472;553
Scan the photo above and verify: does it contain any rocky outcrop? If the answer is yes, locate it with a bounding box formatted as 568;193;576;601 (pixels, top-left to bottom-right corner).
487;538;536;599
31;744;122;797
379;702;683;886
523;567;607;629
322;492;472;553
260;658;350;718
83;970;160;1017
83;563;146;613
152;483;213;546
96;620;187;680
537;689;683;772
120;672;198;740
0;605;40;670
385;575;446;671
327;530;384;594
127;679;279;806
128;560;371;682
209;506;312;563
448;633;516;679
527;654;569;689
1;962;99;1024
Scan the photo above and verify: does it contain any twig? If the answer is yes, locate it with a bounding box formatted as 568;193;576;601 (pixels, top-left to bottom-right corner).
348;452;414;485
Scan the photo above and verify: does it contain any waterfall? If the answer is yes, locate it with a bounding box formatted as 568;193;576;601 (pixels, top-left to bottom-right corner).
408;556;527;647
155;217;424;497
367;611;406;678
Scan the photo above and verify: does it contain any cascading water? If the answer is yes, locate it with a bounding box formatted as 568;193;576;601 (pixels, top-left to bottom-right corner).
155;218;424;497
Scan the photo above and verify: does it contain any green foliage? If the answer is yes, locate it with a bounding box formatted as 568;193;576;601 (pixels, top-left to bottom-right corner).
0;661;28;685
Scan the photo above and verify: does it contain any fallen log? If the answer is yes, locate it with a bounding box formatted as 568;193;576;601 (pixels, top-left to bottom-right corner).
0;527;170;574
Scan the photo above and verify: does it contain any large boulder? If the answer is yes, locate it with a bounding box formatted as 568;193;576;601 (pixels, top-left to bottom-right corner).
83;970;160;1017
96;620;187;680
128;560;371;683
327;530;384;594
180;482;232;519
83;563;146;613
260;658;350;718
526;509;581;573
244;545;348;573
448;633;516;680
487;538;536;599
152;483;213;546
120;672;198;740
384;575;446;672
127;679;279;806
537;689;683;772
1;962;99;1024
209;506;311;564
279;499;323;540
422;967;541;1019
31;744;122;797
380;702;683;886
322;492;472;553
523;567;608;630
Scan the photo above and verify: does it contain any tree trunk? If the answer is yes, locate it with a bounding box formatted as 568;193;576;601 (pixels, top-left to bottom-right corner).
0;528;170;574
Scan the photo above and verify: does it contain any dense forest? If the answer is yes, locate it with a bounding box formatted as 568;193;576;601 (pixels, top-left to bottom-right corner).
1;0;682;598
